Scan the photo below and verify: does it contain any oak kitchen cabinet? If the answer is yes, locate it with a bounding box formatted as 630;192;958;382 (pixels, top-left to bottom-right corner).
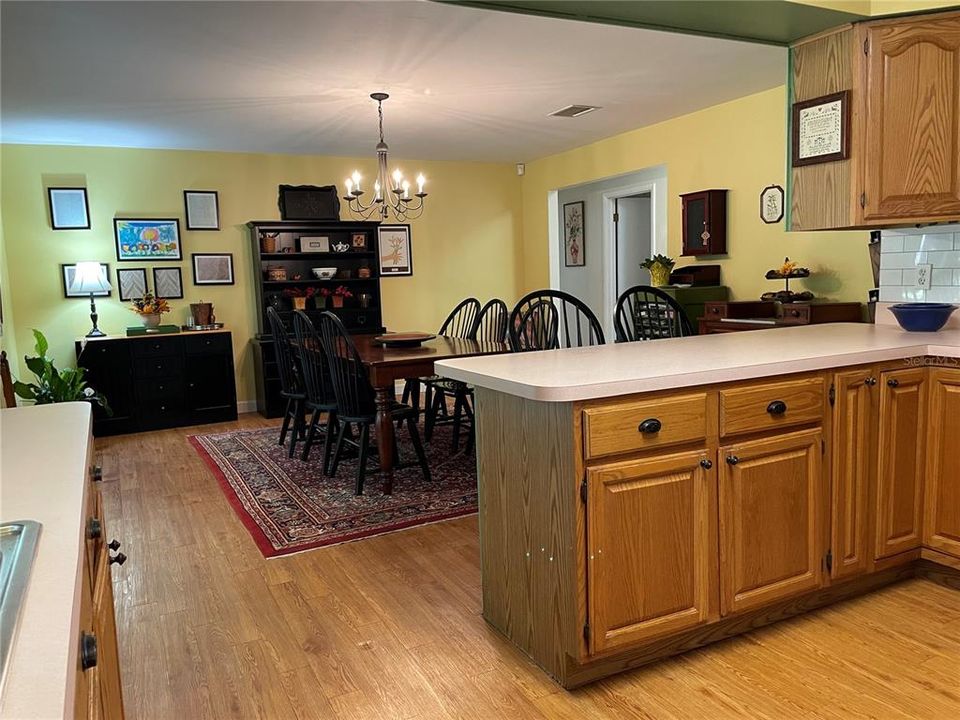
924;368;960;558
789;10;960;230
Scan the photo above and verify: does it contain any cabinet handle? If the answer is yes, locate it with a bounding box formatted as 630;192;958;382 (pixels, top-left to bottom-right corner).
108;539;121;551
86;517;102;540
726;455;740;465
90;465;103;482
699;459;713;470
887;378;899;388
766;400;787;415
638;418;662;434
865;377;877;386
109;552;128;566
791;310;800;317
80;632;98;670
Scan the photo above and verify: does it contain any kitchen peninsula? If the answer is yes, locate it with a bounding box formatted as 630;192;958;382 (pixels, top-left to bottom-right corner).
436;324;960;688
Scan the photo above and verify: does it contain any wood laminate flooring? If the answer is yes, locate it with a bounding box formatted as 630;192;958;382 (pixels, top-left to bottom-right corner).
97;414;960;720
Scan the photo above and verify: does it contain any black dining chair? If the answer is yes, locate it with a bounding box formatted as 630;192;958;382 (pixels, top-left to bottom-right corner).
292;310;340;470
508;290;605;351
614;285;694;342
316;312;431;495
266;306;307;458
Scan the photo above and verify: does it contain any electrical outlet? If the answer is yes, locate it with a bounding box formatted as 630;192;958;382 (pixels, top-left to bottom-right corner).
916;263;933;290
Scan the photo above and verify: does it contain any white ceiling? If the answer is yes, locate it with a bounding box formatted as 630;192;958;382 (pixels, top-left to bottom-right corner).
0;1;787;162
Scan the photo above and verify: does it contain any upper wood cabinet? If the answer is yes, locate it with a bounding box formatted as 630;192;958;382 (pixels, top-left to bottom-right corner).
789;10;960;230
923;368;960;558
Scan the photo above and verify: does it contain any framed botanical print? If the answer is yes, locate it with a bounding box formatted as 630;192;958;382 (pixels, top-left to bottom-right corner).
116;267;148;301
183;190;220;230
192;253;234;285
61;263;111;298
377;225;412;276
760;185;785;224
48;187;91;230
115;218;182;261
563;201;585;267
153;267;184;299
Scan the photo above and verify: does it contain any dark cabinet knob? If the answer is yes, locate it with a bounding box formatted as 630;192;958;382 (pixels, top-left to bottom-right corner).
767;400;787;415
107;539;121;551
109;552;128;566
865;377;877;386
80;632;98;670
638;418;662;434
791;310;800;317
700;459;713;470
726;455;740;465
887;378;899;388
86;517;102;540
90;465;103;482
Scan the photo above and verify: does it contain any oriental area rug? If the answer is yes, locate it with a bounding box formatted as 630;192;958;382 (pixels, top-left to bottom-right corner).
189;424;477;557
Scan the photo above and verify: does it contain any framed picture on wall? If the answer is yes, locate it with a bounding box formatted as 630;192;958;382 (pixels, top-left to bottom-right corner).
183;190;220;230
192;253;234;285
48;187;91;230
563;201;585;267
61;263;111;298
377;225;412;276
116;267;148;301
153;267;184;299
115;218;182;261
792;91;850;167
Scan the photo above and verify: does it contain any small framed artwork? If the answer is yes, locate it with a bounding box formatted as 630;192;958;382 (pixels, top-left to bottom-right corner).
153;267;184;299
183;190;220;230
351;232;366;249
116;267;148;301
377;225;412;276
115;218;182;261
48;187;91;230
760;184;785;224
192;253;234;285
61;263;111;298
563;201;585;267
300;235;330;253
792;90;850;167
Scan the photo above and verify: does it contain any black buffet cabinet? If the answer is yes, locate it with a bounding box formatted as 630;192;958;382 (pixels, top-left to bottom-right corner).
76;330;238;436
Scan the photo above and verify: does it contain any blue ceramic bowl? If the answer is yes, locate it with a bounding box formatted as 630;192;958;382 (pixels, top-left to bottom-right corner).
889;303;958;332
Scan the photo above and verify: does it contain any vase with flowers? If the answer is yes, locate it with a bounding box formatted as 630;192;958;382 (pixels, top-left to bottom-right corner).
316;287;331;309
131;292;171;328
332;286;353;308
641;254;676;287
282;286;317;310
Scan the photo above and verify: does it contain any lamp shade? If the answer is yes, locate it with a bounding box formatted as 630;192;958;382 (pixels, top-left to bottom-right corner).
69;262;111;294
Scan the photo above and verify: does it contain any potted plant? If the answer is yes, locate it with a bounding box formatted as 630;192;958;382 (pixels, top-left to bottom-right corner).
332;286;353;308
131;292;171;328
316;287;331;309
641;254;676;287
282;286;317;310
13;329;111;413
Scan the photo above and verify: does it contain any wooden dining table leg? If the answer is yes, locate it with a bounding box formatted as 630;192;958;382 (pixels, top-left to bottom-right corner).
374;384;396;494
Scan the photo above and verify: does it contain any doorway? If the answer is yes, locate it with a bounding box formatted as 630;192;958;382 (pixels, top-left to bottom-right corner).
614;193;653;298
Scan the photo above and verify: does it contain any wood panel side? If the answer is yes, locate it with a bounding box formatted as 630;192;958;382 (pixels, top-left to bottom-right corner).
474;388;578;684
923;368;960;558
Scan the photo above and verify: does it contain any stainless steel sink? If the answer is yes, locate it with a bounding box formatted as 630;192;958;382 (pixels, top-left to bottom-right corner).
0;521;41;690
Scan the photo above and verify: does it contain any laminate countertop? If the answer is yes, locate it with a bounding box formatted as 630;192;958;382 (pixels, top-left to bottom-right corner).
435;323;960;402
0;403;92;719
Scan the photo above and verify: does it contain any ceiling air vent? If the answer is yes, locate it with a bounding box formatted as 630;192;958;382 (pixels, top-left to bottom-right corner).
549;104;601;118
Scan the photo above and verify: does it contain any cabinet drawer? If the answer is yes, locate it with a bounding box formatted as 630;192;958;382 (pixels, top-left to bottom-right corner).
131;337;182;358
776;304;810;325
184;332;231;355
134;355;182;379
583;393;708;460
137;378;183;401
720;377;824;438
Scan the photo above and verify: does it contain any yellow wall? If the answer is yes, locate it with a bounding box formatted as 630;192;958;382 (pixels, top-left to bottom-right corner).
519;86;873;303
870;0;959;14
0;145;521;404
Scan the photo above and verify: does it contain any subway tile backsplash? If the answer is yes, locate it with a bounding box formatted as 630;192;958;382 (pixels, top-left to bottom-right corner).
879;225;960;303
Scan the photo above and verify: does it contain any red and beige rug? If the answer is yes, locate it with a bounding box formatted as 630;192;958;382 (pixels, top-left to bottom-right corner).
189;424;477;557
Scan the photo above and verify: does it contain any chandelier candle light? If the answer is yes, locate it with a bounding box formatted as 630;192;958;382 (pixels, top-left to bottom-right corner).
343;93;428;222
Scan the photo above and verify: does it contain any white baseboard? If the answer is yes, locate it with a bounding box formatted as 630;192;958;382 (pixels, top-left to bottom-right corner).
237;399;258;414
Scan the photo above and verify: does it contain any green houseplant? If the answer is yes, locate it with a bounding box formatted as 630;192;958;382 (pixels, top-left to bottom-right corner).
13;329;110;413
641;254;676;287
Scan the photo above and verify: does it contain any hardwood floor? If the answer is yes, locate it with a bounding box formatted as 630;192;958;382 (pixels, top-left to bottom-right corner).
97;415;960;720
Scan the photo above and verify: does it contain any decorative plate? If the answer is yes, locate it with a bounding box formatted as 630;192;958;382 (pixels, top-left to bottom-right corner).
374;332;436;348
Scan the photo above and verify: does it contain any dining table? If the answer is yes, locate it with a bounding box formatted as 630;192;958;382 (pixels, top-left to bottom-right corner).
351;333;511;494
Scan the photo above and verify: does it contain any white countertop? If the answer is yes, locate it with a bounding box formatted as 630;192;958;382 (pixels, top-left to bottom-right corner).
435;323;960;402
0;403;92;720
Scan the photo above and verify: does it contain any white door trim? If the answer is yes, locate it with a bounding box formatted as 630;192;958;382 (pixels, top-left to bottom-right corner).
547;189;560;290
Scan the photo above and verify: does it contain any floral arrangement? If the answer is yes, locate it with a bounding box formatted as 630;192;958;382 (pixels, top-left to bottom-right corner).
13;330;111;413
282;286;318;299
640;254;676;271
130;292;171;316
641;254;676;287
333;286;353;298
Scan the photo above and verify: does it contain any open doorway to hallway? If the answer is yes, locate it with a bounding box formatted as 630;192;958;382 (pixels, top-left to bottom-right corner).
614;193;653;298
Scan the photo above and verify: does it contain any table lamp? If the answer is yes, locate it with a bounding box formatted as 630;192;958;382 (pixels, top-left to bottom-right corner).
69;262;111;337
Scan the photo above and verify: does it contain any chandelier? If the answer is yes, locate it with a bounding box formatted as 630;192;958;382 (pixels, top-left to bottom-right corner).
342;92;428;222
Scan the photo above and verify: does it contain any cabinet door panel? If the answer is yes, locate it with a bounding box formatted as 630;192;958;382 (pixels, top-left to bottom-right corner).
862;17;960;221
93;543;125;719
586;450;717;653
830;370;875;579
876;368;927;558
924;368;960;558
719;429;823;615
